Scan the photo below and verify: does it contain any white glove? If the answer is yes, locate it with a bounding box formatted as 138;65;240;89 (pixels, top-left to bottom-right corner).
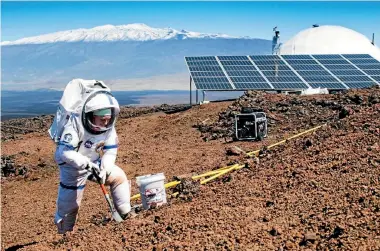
86;162;106;184
86;161;101;174
97;169;107;184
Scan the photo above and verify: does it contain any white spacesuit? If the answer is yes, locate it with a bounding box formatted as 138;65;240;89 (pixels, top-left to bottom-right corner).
54;91;131;234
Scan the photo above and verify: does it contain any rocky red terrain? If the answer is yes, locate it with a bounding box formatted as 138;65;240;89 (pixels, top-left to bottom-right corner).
1;88;380;250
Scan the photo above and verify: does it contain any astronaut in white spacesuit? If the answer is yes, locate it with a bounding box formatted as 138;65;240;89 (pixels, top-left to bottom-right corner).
54;91;131;234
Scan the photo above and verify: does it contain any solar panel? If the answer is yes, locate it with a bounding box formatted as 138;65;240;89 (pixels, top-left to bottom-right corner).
218;56;248;60
317;59;350;65
312;54;343;59
271;82;309;89
342;54;374;59
285;59;318;65
371;76;380;81
223;65;257;71
261;71;298;77
329;69;365;76
185;56;216;61
230;76;266;82
355;64;380;70
185;54;380;91
187;61;220;67
344;82;377;88
249;55;281;60
192;77;230;84
291;65;325;71
282;55;312;59
281;56;350;90
323;64;357;70
226;71;262;77
252;60;287;66
302;75;339;82
298;70;334;76
188;66;223;72
220;60;253;66
185;56;234;90
361;69;380;75
337;75;372;82
314;55;378;88
348;58;380;64
191;71;226;77
233;82;273;89
192;77;233;90
266;76;304;82
308;82;347;89
257;65;292;71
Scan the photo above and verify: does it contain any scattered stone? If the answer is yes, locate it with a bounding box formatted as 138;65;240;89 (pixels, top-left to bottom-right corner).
226;146;246;156
304;232;317;242
269;226;282;236
266;201;275;207
305;139;313;147
171;176;200;201
339;106;352;119
1;155;29;178
330;226;344;239
194;87;379;141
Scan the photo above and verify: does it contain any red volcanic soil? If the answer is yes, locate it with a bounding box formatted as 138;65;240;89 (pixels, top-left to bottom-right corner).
2;88;380;250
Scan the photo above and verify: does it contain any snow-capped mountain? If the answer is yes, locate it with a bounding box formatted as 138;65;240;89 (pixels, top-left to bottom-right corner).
2;23;271;90
1;23;242;46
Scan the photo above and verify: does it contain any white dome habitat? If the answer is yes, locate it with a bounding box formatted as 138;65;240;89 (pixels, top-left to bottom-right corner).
281;25;380;61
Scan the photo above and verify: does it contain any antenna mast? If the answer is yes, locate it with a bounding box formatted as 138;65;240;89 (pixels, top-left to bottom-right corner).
372;33;375;45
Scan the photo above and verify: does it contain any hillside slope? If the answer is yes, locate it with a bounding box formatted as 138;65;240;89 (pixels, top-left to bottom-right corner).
1;88;380;250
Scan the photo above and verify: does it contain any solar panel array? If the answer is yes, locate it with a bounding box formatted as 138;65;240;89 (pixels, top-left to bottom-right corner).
185;54;380;90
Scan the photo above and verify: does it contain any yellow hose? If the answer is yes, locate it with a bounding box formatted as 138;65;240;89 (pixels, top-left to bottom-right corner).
131;193;140;200
211;164;234;172
192;170;224;180
246;149;261;157
131;125;325;200
246;124;324;157
170;192;179;198
192;164;240;180
164;181;181;188
200;164;244;185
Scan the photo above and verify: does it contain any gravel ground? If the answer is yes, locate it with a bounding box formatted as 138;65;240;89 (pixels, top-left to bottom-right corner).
1;88;379;250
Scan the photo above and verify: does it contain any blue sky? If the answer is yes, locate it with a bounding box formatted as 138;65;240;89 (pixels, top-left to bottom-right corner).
2;1;380;43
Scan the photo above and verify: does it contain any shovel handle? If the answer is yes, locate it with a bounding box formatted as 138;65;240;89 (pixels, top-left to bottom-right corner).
99;183;108;195
91;168;102;182
92;168;108;195
92;168;123;222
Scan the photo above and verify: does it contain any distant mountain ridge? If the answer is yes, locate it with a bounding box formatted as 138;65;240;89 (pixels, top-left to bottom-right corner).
1;23;272;90
1;23;249;46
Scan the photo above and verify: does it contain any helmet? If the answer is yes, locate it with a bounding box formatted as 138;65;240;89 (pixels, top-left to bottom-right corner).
82;91;120;134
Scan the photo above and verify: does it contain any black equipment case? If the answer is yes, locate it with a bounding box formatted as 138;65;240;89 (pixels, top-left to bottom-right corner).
235;107;268;141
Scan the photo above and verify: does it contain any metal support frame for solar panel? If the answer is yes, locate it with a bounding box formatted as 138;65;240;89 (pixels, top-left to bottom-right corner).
185;54;380;105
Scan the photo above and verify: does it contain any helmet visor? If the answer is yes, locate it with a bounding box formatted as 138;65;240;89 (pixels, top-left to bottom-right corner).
85;108;116;134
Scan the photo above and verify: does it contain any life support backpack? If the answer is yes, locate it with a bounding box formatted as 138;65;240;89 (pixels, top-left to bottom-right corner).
48;79;112;143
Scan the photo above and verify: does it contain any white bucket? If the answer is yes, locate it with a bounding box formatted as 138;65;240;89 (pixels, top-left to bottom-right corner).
136;173;167;210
